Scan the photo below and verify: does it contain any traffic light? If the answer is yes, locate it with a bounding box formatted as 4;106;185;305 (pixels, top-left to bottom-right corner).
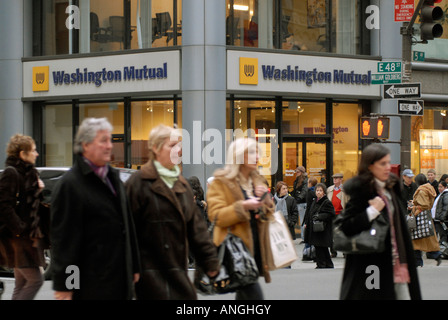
420;0;444;41
360;117;390;139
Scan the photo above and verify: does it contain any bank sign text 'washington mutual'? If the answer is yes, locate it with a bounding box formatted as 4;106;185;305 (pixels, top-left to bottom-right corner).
52;62;168;87
261;65;372;86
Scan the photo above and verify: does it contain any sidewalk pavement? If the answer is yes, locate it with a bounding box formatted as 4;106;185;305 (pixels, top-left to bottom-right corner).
290;238;346;269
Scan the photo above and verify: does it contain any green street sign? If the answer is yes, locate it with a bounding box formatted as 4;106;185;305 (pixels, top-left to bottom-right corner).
377;61;402;73
371;72;402;85
413;51;425;62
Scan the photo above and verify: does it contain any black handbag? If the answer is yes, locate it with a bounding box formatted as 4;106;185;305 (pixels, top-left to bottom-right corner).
409;210;435;240
312;220;325;232
194;216;259;295
311;199;327;232
333;213;389;254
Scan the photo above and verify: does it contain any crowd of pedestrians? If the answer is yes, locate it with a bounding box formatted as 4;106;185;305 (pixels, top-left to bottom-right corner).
0;120;446;301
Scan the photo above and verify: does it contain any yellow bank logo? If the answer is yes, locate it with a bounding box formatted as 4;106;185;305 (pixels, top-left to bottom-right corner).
32;66;49;92
239;57;258;85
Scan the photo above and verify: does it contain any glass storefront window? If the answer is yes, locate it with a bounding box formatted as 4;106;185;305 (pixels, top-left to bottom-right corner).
130;100;176;169
226;0;366;55
411;105;448;179
33;0;182;56
86;0;125;53
226;0;274;48
130;0;182;49
282;101;326;134
232;100;277;187
43;104;73;166
332;103;360;181
282;0;361;54
79;101;125;167
34;0;71;55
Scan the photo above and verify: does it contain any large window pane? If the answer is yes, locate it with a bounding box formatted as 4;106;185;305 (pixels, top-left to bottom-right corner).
34;0;70;56
226;0;274;48
225;0;365;54
332;103;360;181
130;0;182;49
282;101;326;134
130;100;175;169
281;0;361;54
232;100;276;186
82;0;125;53
43;104;73;166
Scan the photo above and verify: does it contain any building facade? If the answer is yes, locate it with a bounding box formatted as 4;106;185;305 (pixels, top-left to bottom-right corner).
1;0;448;189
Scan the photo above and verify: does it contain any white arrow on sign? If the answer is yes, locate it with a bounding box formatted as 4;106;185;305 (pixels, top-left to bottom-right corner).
399;100;423;114
386;85;419;98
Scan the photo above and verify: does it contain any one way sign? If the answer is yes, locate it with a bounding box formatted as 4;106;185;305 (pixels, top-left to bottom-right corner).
398;100;424;116
383;83;421;99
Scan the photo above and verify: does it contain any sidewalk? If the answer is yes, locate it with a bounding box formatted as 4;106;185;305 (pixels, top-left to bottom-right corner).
290;239;346;269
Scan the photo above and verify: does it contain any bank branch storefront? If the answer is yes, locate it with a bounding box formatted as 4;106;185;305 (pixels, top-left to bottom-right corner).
23;50;181;169
227;50;381;188
23;48;383;188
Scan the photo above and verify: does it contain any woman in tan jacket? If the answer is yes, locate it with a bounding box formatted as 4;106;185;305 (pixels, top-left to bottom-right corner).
206;137;275;300
412;173;442;267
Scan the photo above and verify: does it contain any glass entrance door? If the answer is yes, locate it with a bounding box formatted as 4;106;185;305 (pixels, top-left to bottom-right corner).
282;139;327;193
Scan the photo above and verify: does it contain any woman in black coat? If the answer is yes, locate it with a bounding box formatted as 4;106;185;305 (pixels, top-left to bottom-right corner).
0;134;46;300
338;144;421;300
303;183;335;268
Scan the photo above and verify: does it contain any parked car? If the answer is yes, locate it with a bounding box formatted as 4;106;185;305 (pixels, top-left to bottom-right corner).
0;166;137;279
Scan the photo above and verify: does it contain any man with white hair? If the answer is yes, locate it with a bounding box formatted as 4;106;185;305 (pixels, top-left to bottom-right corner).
50;118;140;300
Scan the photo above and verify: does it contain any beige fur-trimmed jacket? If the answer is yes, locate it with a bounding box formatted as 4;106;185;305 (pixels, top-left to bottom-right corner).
206;170;275;283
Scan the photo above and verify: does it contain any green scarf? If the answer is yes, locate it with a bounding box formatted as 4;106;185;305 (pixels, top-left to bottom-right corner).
154;160;180;188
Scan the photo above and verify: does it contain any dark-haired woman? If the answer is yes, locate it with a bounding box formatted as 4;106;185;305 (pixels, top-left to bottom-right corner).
0;134;46;300
339;144;421;300
303;183;335;269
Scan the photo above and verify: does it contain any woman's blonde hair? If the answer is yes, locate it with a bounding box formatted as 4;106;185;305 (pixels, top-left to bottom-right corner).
147;124;180;160
6;134;35;158
214;137;259;180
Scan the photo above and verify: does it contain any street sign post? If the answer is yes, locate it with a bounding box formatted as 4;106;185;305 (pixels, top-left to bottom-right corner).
378;61;402;73
383;82;421;99
413;51;425;61
398;99;424;115
372;61;402;84
372;73;402;84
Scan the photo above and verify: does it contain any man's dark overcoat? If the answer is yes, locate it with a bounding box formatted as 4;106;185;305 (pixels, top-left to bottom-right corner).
50;155;140;300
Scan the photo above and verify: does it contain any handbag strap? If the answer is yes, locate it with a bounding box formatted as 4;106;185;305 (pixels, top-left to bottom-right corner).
312;198;327;219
